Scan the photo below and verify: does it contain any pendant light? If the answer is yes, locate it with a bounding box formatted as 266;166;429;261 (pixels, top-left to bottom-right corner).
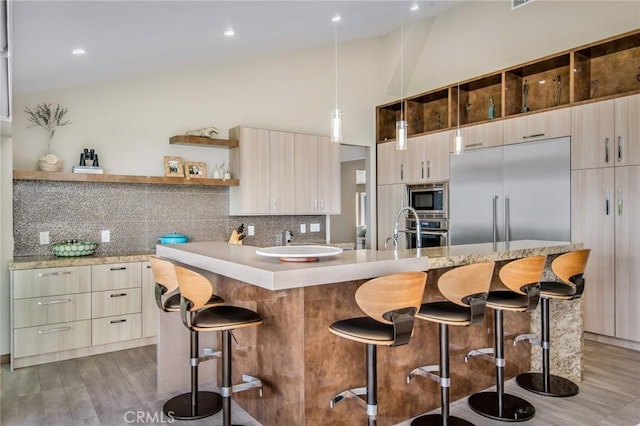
330;15;342;143
453;11;464;156
396;10;407;151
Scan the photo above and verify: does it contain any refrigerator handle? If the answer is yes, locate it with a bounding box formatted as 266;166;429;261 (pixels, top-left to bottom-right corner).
504;196;510;250
492;195;499;250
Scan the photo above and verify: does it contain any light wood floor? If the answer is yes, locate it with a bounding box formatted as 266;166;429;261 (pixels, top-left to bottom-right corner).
0;340;638;425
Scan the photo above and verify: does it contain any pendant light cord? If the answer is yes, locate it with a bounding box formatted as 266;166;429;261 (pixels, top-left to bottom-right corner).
334;22;338;111
400;11;404;121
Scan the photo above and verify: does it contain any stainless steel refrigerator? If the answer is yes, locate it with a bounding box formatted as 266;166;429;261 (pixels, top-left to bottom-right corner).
449;137;570;246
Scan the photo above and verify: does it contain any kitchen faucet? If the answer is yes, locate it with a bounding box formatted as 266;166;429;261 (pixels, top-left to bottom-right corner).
389;206;422;250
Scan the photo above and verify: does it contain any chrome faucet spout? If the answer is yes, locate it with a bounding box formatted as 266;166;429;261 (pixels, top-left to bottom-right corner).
393;206;422;250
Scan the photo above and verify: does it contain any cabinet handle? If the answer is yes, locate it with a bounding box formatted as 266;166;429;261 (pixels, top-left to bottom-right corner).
37;298;71;306
522;133;545;139
146;265;152;269
465;142;484;148
617;190;623;215
400;164;404;181
37;271;72;277
314;199;318;211
110;319;127;324
605;138;610;163
426;160;431;179
110;293;127;298
617;136;623;162
109;267;127;271
38;326;72;334
320;199;325;210
605;190;610;216
421;161;425;179
271;198;276;211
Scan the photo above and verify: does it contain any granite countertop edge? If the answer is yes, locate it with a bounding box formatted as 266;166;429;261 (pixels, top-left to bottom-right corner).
9;253;153;270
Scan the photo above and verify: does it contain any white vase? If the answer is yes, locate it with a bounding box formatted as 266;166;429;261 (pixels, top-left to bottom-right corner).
37;153;63;172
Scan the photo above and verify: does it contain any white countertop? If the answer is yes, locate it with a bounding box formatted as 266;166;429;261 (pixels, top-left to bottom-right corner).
155;240;580;291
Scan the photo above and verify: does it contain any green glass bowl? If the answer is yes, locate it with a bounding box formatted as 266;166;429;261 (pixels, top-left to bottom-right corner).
51;241;98;257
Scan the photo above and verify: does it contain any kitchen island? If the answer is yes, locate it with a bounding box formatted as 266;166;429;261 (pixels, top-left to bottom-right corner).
156;240;582;426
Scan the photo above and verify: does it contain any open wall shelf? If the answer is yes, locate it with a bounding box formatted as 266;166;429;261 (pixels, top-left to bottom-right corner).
376;28;640;143
13;170;239;186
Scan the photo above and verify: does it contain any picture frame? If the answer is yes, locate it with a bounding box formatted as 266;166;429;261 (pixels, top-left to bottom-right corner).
184;161;207;179
164;156;184;177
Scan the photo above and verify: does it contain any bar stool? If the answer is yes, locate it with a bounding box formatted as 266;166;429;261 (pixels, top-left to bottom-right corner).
407;261;495;426
328;272;428;426
174;265;264;426
515;249;590;397
465;255;545;422
149;256;225;420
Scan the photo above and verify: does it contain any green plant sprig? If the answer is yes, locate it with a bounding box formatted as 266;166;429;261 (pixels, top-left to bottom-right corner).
24;103;71;140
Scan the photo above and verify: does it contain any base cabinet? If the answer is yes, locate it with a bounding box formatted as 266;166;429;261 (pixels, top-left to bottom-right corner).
11;261;154;369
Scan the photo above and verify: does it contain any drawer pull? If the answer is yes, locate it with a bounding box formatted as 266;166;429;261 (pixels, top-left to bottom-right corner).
109;267;127;271
37;271;72;277
522;133;545;139
146;265;152;269
110;293;127;298
37;299;71;306
110;319;127;324
465;142;484;148
38;326;72;334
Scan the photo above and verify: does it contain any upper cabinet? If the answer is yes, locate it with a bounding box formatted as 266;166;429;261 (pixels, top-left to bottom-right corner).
503;108;570;145
375;29;640;144
229;126;341;216
572;94;640;169
452;121;503;152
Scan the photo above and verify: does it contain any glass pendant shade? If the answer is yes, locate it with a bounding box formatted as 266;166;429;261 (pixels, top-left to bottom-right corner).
453;128;464;155
331;109;343;143
396;120;408;150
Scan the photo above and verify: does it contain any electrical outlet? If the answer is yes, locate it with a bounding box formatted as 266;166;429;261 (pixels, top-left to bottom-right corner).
310;223;320;232
101;230;110;242
248;225;255;236
300;224;306;233
39;231;49;245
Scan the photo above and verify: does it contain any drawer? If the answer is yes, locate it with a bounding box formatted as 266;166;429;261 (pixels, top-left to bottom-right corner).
92;288;141;318
92;313;142;346
13;266;91;299
503;108;570;145
14;293;91;328
14;320;91;358
92;263;142;291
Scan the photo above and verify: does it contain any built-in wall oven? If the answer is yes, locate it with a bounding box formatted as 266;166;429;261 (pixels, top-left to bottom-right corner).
406;182;449;248
407;218;449;248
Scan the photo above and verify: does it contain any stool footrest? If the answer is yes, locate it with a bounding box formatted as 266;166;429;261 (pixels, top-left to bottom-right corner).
514;333;540;347
407;365;443;386
220;374;263;398
464;347;495;364
329;386;367;409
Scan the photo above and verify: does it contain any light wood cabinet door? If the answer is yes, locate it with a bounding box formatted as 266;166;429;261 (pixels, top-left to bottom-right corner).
377;141;408;185
426;131;451;182
268;131;295;214
503;108;571;145
407;136;427;183
317;135;341;214
452;121;503;152
229;127;270;214
614;94;640;167
614;165;640;341
571;100;615;170
294;133;318;214
13;266;91;299
141;262;157;338
92;263;142;291
376;184;407;250
571;168;615;336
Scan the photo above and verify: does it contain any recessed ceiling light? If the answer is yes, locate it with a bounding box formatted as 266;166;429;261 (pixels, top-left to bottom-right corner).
71;48;86;56
410;4;420;11
224;28;235;37
332;15;341;23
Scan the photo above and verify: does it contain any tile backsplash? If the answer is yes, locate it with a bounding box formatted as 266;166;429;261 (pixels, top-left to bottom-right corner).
13;181;326;257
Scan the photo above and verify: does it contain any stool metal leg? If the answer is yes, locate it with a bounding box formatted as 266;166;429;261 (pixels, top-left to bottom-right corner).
163;330;223;420
516;298;579;397
367;344;378;426
411;323;473;426
468;309;536;422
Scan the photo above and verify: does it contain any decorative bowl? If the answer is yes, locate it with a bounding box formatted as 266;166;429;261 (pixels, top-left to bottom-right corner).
157;233;189;244
51;241;98;257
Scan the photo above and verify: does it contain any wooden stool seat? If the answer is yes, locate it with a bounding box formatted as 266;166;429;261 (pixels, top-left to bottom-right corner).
328;271;427;425
515;249;590;398
408;261;495;426
467;255;546;423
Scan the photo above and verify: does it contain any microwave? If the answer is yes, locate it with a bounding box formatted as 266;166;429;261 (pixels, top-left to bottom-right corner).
407;183;448;217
